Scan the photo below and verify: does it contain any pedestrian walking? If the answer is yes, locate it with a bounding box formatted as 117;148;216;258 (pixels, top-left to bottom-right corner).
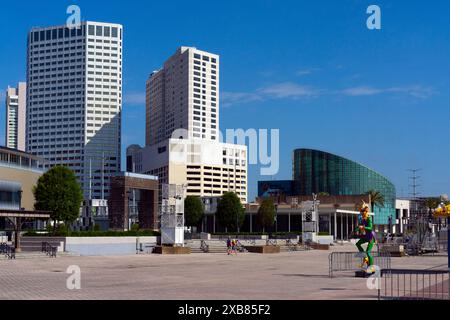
226;237;232;255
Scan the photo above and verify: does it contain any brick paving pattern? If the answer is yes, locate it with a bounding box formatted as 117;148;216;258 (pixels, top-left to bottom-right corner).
0;244;447;300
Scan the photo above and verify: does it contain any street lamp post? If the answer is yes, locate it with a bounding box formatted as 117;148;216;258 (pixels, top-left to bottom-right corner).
275;204;278;233
388;216;392;236
447;216;449;269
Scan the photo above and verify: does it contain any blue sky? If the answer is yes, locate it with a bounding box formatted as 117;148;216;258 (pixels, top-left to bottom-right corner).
1;0;449;200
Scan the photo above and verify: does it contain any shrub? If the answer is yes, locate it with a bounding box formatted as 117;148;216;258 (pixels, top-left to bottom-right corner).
23;230;161;237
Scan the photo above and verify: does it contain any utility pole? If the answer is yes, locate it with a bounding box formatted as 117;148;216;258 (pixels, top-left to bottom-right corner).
408;168;422;241
101;151;105;200
408;169;421;200
89;158;92;200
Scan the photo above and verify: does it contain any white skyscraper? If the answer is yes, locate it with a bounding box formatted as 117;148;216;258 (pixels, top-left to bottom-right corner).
146;47;219;146
26;21;123;199
129;47;247;203
5;82;27;151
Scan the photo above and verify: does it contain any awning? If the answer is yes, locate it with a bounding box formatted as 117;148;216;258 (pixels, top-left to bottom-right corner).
0;209;51;219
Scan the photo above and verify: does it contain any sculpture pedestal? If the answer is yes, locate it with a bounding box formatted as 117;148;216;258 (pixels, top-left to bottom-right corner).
355;270;375;278
153;246;191;255
245;246;280;254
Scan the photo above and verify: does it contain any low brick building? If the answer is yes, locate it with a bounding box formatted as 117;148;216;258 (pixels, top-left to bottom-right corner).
108;172;159;231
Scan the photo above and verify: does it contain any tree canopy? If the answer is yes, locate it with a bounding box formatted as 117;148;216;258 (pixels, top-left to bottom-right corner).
366;190;385;212
256;198;276;232
33;166;83;229
184;196;205;227
216;192;245;232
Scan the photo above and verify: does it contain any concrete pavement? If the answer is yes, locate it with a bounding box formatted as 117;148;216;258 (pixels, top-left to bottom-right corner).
0;244;447;300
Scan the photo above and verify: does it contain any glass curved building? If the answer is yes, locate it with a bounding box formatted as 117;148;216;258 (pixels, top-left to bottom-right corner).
293;149;396;225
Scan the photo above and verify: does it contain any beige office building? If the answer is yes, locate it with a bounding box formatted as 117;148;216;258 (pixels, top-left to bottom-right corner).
127;139;247;203
5;83;26;151
146;47;219;146
129;47;247;203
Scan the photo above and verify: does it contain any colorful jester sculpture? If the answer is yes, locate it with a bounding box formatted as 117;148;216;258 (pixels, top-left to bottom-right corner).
354;202;377;273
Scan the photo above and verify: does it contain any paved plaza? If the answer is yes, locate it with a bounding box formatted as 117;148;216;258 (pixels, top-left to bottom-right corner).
0;244;447;300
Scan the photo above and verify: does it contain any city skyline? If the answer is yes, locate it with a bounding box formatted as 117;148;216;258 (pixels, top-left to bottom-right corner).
1;1;449;200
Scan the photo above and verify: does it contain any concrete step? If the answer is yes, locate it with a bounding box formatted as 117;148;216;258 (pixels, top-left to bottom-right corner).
279;245;309;252
0;252;51;260
0;251;77;260
190;248;205;254
20;238;65;253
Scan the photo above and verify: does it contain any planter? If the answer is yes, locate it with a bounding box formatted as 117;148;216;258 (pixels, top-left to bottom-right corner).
153;246;191;255
381;244;405;257
309;243;330;250
245;245;280;254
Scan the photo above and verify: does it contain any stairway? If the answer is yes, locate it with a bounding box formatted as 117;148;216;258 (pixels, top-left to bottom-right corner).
186;240;228;254
20;237;65;252
0;251;50;260
206;241;228;254
279;244;308;252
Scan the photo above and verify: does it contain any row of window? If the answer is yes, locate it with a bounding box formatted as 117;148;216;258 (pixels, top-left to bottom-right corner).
28;130;84;137
193;53;217;64
30;52;84;62
30;60;85;69
31;27;84;43
30;39;84;49
30;45;84;55
30;25;121;43
29;116;83;122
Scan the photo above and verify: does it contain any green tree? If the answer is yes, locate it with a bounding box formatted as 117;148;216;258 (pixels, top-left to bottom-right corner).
366;190;385;213
256;198;276;233
184;196;205;227
216;192;245;232
33;166;83;233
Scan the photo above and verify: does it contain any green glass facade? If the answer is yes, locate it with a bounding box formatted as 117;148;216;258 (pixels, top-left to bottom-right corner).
293;149;396;225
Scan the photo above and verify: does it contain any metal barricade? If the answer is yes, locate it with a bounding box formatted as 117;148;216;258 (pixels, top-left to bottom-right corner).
328;251;391;278
378;269;450;300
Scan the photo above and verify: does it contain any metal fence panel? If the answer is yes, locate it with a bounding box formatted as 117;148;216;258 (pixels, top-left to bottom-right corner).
329;251;391;278
379;269;450;300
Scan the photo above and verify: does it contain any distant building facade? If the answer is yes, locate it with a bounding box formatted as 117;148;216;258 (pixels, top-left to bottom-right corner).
127;139;247;203
0;147;44;230
259;149;396;226
5;83;27;151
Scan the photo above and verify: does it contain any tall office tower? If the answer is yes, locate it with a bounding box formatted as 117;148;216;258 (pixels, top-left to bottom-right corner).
146;47;219;146
5;83;27;151
27;21;123;200
130;47;247;204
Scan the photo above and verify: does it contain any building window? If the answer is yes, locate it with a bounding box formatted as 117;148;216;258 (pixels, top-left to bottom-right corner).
96;26;103;36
